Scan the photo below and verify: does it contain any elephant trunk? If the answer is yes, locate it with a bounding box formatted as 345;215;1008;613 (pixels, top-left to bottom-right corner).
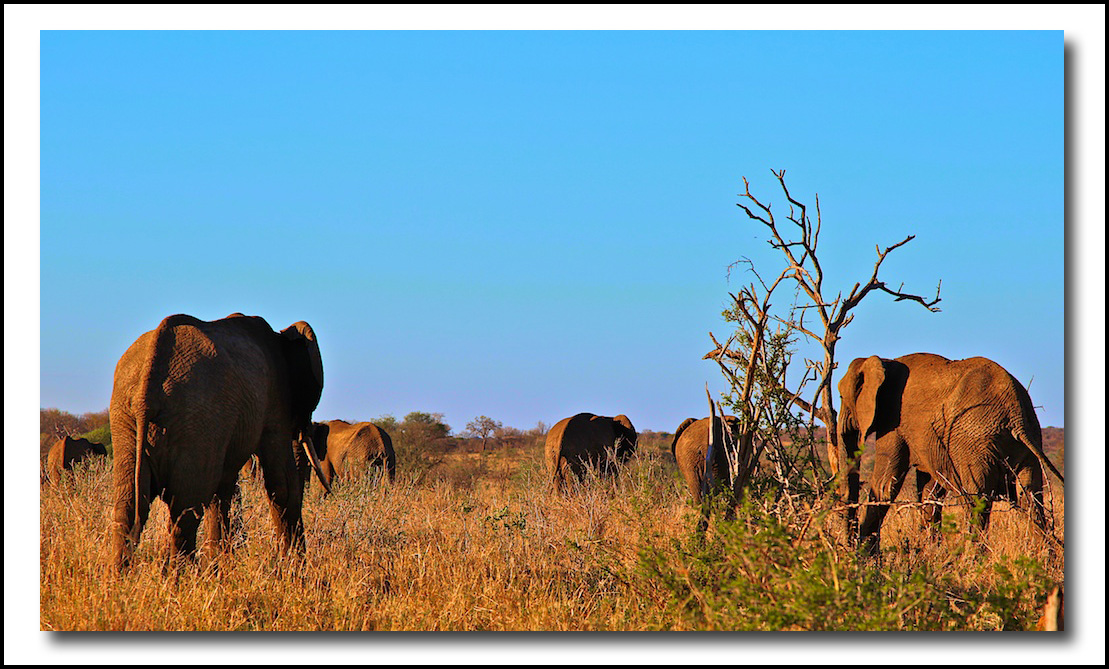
300;432;332;496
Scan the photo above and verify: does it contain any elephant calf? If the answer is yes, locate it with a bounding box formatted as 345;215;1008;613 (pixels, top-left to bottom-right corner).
308;420;396;493
545;413;637;489
44;435;108;484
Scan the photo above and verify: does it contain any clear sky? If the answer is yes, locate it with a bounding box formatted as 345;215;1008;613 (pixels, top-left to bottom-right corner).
38;29;1066;431
10;6;1106;665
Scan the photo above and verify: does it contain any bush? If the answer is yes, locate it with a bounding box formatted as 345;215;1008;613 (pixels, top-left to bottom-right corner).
636;491;1054;631
379;411;453;481
79;424;112;452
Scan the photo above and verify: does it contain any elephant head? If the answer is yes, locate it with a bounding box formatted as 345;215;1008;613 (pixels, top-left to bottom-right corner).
280;321;324;432
612;414;638;461
836;355;903;464
277;321;331;492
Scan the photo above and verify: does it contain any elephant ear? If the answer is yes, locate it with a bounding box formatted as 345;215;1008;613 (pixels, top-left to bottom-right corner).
311;421;330;459
280;321;324;426
613;414;637;443
671;417;697;455
854;355;888;437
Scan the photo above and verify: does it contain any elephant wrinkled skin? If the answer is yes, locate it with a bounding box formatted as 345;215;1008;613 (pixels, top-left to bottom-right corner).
671;415;742;506
309;419;396;492
44;435;108;484
109;313;328;569
837;353;1063;554
545;413;637;488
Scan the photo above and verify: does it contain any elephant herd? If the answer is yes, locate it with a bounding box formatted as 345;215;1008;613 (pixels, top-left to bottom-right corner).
59;312;1061;571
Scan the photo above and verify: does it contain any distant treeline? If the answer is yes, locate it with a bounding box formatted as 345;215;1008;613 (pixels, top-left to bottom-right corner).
39;408;112;458
37;406;1062;471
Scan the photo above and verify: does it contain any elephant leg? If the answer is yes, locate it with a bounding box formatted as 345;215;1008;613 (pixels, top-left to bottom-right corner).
110;433;153;571
258;429;306;554
968;495;993;537
202;477;237;563
167;501;203;564
1014;460;1046;533
858;438;910;555
694;485;710;534
916;470;947;534
229;477;246;546
956;467;996;538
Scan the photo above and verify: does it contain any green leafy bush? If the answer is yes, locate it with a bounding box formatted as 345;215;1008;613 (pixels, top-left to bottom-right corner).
636;492;1052;631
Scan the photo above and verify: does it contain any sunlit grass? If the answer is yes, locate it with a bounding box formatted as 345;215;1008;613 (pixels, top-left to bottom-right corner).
40;445;1062;631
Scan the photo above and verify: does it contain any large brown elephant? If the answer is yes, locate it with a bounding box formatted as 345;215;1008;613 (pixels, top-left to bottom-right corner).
109;313;329;569
545;413;637;488
837;353;1064;554
44;435;108;484
309;419;396;493
671;415;742;506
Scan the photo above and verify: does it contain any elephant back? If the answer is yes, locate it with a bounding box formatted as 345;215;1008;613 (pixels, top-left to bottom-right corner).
544;414;576;478
545;413;635;483
45;436;105;484
319;420;395;481
672;416;737;502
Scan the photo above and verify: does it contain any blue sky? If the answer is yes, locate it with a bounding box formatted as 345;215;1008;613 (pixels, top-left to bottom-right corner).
9;6;1106;664
38;29;1067;430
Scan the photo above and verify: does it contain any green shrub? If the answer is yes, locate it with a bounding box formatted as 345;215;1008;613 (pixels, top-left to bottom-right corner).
636;492;1051;631
80;424;112;446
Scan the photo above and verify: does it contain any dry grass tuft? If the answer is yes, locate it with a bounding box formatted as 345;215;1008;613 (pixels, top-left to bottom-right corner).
40;448;1062;631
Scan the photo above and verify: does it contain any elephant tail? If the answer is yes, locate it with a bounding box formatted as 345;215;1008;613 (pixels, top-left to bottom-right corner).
129;317;180;538
131;413;152;542
1014;426;1064;485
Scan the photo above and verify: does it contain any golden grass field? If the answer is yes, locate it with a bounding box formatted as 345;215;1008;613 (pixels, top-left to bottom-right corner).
39;436;1064;631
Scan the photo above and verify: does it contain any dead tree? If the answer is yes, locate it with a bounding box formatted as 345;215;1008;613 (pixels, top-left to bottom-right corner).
704;169;941;544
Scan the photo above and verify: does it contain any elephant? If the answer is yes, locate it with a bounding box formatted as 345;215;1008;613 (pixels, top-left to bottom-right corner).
545;413;637;488
307;419;396;493
43;435;108;484
671;415;743;507
836;352;1064;554
109;313;330;569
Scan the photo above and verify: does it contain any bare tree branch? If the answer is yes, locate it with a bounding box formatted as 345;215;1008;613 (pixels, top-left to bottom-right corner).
708;169;942;530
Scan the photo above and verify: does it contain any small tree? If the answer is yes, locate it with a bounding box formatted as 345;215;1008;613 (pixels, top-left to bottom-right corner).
400;411;451;443
465;415;503;452
705;170;941;543
372;413;399;434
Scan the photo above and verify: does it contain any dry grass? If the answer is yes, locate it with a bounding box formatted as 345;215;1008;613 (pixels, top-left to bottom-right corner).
39;444;1063;631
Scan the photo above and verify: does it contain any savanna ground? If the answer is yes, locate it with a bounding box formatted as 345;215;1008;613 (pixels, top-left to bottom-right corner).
40;431;1064;631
